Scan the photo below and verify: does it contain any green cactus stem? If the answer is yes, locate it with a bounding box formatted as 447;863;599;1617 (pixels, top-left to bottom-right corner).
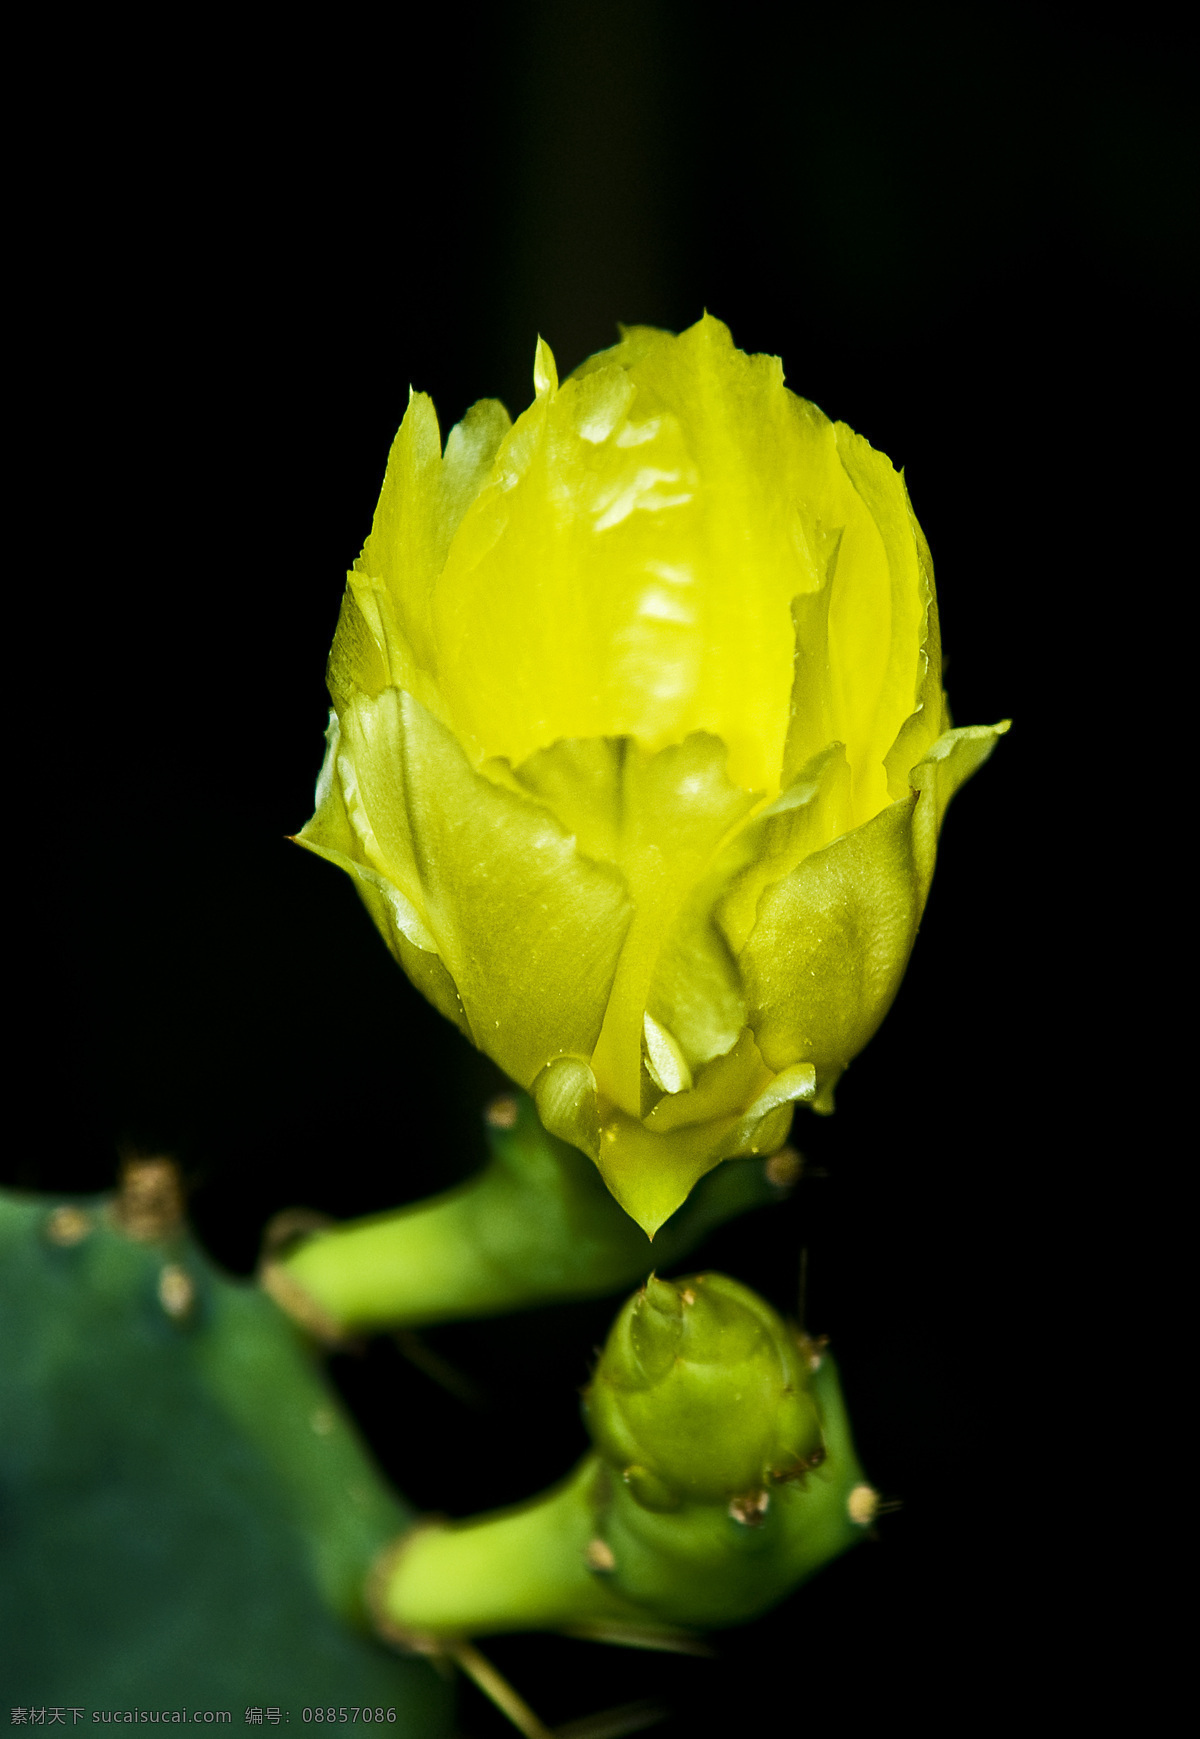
373;1272;876;1643
267;1091;795;1337
0;1170;452;1720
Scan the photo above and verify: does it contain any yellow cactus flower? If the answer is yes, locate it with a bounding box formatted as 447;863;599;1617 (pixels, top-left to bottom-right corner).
299;315;1006;1235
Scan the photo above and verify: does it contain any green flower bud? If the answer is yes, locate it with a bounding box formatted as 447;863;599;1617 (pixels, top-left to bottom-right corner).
580;1273;870;1629
584;1273;822;1505
373;1272;873;1640
299;315;1007;1233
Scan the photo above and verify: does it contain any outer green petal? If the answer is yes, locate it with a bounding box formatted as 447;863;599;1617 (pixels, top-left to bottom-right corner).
715;743;854;958
308;690;635;1091
642;742;851;1078
909;720;1011;903
295;713;470;1037
389;689;636;1089
738;796;924;1093
734;721;1009;1102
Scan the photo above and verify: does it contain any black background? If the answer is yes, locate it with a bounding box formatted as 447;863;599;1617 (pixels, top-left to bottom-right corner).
10;3;1189;1730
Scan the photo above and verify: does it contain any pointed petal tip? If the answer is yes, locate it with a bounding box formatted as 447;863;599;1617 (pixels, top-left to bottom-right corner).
533;336;559;398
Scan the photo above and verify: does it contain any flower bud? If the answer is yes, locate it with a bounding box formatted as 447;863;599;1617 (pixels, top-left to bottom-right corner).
299;316;1006;1232
375;1270;872;1640
584;1273;823;1506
